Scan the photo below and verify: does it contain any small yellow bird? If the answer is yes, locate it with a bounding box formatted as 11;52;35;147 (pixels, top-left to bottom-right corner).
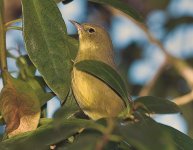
70;20;126;120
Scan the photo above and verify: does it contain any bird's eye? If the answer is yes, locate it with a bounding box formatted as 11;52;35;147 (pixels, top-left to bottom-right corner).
88;28;95;33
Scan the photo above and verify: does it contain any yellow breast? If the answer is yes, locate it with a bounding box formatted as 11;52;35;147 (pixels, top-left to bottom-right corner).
72;68;125;120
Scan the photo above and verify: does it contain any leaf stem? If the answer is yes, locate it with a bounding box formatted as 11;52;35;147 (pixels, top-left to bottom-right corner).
0;0;8;85
5;18;22;27
6;26;22;31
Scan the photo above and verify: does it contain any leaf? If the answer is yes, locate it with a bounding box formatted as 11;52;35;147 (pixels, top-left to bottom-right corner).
0;116;5;125
117;118;176;150
16;55;36;79
0;119;101;150
89;0;143;22
22;0;78;102
54;89;80;119
75;60;130;107
0;73;40;138
63;131;101;150
54;0;63;3
62;0;74;5
39;118;53;126
158;123;193;150
54;0;74;4
26;77;55;106
58;129;119;150
134;96;180;114
16;55;55;106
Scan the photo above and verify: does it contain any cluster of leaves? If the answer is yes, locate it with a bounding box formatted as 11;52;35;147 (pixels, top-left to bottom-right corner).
0;0;193;149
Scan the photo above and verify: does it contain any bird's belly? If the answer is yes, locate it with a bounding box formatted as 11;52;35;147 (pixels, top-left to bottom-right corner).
72;68;125;120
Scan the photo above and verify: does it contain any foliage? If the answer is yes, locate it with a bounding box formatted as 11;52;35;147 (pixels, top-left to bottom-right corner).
0;0;192;149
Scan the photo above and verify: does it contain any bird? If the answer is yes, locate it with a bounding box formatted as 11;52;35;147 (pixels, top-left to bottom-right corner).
70;20;126;120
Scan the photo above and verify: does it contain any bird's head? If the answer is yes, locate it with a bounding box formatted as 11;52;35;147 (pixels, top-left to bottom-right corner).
70;20;112;50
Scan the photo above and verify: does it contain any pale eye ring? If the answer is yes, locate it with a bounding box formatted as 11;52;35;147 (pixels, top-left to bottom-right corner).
88;28;95;33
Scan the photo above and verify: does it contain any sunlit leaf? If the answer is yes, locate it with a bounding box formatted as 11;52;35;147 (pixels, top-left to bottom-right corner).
89;0;143;22
134;96;180;114
75;60;130;107
0;73;40;138
22;0;78;102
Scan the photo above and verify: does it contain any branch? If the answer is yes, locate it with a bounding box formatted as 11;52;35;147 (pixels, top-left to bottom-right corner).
139;60;168;96
5;18;22;27
95;118;114;150
108;6;193;87
173;91;193;106
0;0;8;85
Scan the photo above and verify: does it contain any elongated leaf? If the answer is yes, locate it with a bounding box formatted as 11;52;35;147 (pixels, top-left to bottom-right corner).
75;60;130;107
117;118;176;150
0;119;101;150
22;0;78;102
26;77;55;106
89;0;143;22
58;130;119;150
39;118;53;126
54;89;80;119
0;73;40;138
16;55;55;106
54;0;63;3
0;116;5;125
54;0;74;4
134;96;180;114
63;131;101;150
159;123;193;150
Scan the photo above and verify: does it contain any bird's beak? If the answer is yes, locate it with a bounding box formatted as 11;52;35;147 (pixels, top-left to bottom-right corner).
69;20;83;31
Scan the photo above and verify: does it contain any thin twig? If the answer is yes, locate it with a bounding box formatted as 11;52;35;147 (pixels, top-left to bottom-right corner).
5;18;22;27
0;0;8;85
108;6;193;105
139;60;168;96
173;91;193;105
95;118;114;150
6;26;22;31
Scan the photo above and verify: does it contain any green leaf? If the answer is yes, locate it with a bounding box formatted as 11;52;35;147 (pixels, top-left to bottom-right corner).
54;0;74;4
26;77;55;106
54;89;80;119
63;131;101;150
134;96;180;114
0;119;102;150
159;123;193;150
16;55;36;79
22;0;78;102
0;73;40;138
39;118;53;126
75;60;130;107
117;118;176;150
16;55;55;106
89;0;143;22
61;0;74;5
0;116;5;125
54;0;63;3
61;130;119;150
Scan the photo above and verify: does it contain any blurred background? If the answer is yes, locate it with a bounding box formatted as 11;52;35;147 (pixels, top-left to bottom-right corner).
3;0;193;137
